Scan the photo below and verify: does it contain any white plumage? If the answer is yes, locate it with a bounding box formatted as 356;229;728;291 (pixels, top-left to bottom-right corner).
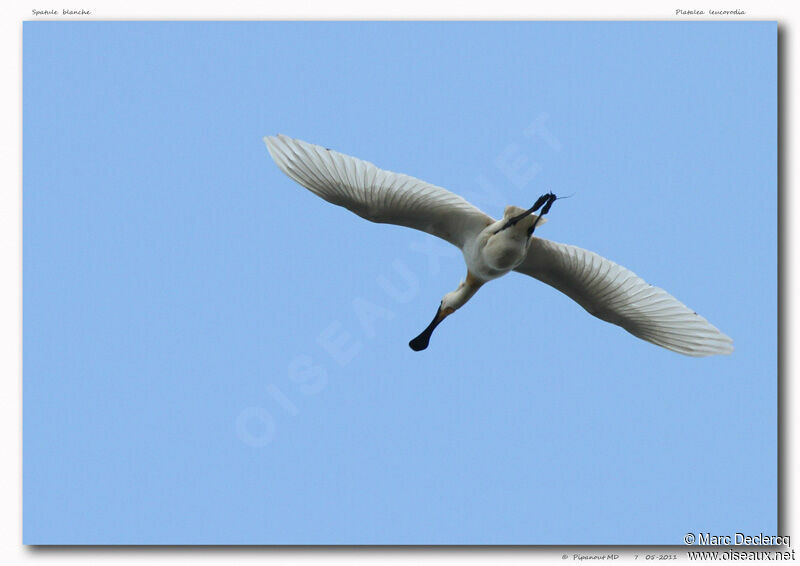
264;134;733;357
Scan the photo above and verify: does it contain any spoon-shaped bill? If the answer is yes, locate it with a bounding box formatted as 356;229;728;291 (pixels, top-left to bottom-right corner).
409;305;447;351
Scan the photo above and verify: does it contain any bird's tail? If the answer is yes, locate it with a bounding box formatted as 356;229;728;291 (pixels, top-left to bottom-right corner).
503;205;548;227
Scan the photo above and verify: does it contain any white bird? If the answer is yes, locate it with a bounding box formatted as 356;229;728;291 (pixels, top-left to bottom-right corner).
264;134;733;357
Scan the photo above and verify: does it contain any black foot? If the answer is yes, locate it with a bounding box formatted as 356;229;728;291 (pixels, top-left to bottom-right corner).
496;192;557;234
527;192;557;236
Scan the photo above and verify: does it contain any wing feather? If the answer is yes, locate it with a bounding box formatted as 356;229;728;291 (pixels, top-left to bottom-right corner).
264;135;492;248
515;237;733;357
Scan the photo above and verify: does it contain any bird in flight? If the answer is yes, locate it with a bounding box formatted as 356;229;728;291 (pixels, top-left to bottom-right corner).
264;135;733;357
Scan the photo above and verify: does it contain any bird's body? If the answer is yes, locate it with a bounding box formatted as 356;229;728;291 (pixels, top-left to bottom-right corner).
466;207;541;279
264;134;733;357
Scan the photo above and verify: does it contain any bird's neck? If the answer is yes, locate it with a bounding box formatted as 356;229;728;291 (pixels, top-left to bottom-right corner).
449;273;484;310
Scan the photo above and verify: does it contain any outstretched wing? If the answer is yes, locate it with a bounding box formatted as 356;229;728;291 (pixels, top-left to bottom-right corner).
265;135;493;249
515;237;734;357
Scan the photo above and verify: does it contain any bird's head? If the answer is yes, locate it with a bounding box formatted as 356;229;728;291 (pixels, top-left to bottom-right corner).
439;294;460;314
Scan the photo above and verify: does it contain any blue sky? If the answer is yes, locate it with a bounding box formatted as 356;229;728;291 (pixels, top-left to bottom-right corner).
23;22;776;544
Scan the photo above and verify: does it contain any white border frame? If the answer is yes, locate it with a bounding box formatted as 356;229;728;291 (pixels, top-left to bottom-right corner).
4;2;794;563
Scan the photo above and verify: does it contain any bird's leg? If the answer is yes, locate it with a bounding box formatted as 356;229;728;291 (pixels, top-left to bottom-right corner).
527;192;557;236
409;303;450;351
496;192;557;233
